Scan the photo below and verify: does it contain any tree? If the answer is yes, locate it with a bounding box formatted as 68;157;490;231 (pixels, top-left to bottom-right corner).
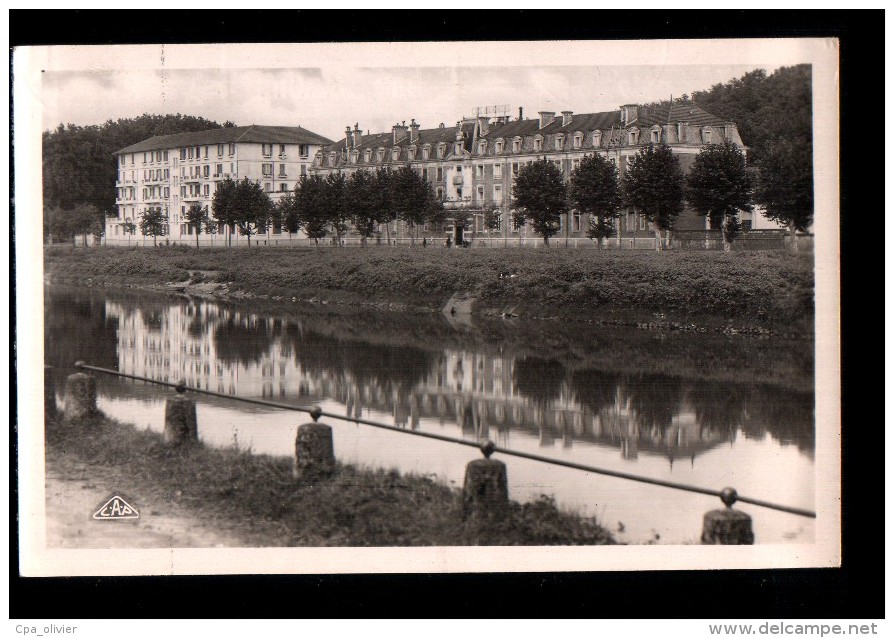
623;144;685;251
686;141;754;252
512;158;569;245
392;164;440;245
295;174;329;244
569;153;622;249
345;170;379;245
202;207;219;246
184;202;210;248
324;172;350;245
122;219;137;247
271;192;297;240
232;178;273;246
373;168;396;244
755;139;813;251
61;204;102;246
211;177;238;246
139;206;166;247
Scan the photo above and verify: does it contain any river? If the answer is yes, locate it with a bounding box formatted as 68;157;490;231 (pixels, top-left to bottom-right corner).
44;284;816;545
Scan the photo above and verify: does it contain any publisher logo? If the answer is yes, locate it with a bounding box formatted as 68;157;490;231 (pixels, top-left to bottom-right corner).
93;495;140;520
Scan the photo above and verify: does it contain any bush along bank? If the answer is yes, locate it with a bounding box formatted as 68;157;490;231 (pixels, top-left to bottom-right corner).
45;410;615;547
44;245;815;336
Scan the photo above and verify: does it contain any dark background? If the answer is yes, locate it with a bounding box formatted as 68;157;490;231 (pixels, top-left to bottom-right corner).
10;9;880;620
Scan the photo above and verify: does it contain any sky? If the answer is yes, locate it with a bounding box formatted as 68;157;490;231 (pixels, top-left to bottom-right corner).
21;40;814;141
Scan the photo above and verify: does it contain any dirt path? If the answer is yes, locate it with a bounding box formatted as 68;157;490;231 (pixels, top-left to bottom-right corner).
45;452;241;549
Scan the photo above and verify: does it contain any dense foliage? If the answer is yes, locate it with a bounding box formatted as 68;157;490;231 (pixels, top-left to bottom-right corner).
685;142;754;250
512;158;570;245
569;154;622;247
623;144;685;250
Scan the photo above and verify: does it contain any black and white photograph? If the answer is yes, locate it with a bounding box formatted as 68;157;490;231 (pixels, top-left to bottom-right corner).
14;36;840;577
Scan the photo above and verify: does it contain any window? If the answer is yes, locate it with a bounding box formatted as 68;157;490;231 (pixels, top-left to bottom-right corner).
228;143;236;156
299;144;309;158
511;162;519;178
573;213;581;233
163;187;170;199
279;183;288;192
203;184;209;197
533;137;543;151
651;128;661;143
573;134;583;149
278;164;286;176
143;152;148;163
204;146;209;158
702;128;713;144
421;167;428;180
436;187;443;200
512;138;521;153
495;140;504;154
262;163;273;176
437;145;446;159
392;147;401;161
218;144;224;157
181;186;187;198
188;147;194;159
328;154;336;167
195;146;201;157
593;131;603;147
456;188;463;199
163;150;168;162
164;169;170;179
350;151;359;164
203;165;210;177
640;215;646;230
279;144;286;155
215;164;222;177
376;149;384;162
264;182;272;192
408;147;416;161
300;164;307;176
262;144;273;157
628;130;639;145
180;149;187;161
494;164;502;179
555;136;564;150
494;184;502;203
477;186;484;202
476;164;484;178
436;167;443;181
422;147;430;160
478;141;487;154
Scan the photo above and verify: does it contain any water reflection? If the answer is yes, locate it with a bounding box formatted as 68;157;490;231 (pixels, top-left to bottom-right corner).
45;286;815;464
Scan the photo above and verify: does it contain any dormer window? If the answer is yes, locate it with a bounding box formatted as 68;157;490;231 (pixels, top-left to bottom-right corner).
628;129;640;146
392;147;401;161
495;140;504;154
533;136;543;152
350;150;359;164
593;131;603;147
702;127;713;144
408;146;416;161
327;153;336;167
365;149;372;163
573;133;583;149
555;135;565;151
437;144;446;159
478;141;487;154
422;145;431;160
512;138;521;153
377;149;385;162
650;126;661;144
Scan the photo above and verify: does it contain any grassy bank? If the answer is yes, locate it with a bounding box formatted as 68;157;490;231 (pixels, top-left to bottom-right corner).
46;411;615;546
44;245;814;334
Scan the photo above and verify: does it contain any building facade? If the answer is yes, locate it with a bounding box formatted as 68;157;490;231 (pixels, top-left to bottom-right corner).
311;104;773;246
107;125;332;245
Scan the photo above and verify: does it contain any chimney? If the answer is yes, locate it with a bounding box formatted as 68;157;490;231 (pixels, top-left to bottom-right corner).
392;121;408;144
409;118;420;143
621;104;638;125
477;115;490;137
518;106;524;121
345;125;352;148
439;122;445;129
538;111;555;129
561;110;573;126
353;123;362;147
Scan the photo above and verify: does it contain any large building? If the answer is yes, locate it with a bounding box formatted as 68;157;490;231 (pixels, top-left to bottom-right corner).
106;125;332;245
311;104;773;246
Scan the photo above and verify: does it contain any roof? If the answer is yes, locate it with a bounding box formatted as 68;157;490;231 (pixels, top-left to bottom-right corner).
115;125;333;155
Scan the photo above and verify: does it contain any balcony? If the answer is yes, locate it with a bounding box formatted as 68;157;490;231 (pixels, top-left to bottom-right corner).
452;175;465;185
442;196;473;210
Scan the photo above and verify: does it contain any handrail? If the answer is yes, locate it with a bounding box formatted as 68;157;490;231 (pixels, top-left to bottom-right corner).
74;362;817;519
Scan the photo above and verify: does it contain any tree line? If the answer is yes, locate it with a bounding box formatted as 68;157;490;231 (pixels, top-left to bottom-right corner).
514;141;754;252
641;64;813;237
149;165;446;247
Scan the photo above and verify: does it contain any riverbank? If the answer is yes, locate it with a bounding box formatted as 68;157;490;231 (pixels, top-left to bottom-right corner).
44;245;815;336
45;411;615;547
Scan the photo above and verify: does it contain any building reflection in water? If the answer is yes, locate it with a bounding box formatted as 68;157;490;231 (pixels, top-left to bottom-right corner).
103;297;815;466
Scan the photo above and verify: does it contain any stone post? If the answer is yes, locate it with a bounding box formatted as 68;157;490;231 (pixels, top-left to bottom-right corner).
45;365;57;422
164;380;198;445
461;440;509;525
63;364;97;422
701;487;755;545
293;407;335;480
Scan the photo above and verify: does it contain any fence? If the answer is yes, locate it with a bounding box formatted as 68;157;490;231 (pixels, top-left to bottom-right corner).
49;362;816;544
